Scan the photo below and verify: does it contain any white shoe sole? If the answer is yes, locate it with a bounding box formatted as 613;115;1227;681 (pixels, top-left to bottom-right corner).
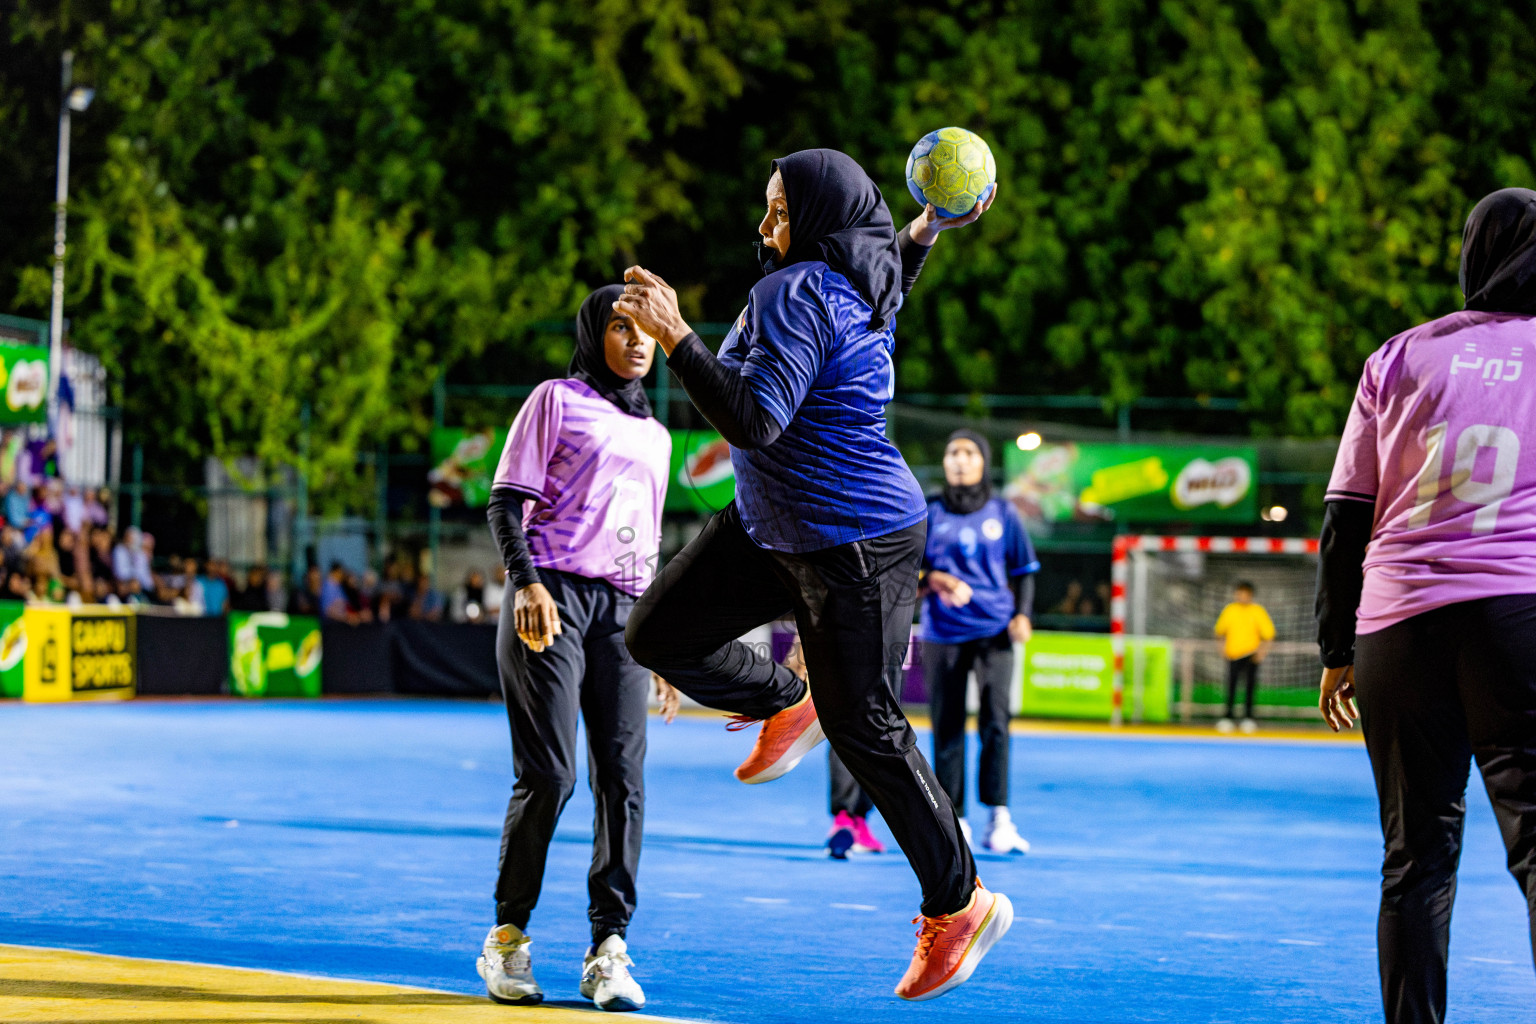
477;955;542;1006
900;892;1015;1002
738;717;826;784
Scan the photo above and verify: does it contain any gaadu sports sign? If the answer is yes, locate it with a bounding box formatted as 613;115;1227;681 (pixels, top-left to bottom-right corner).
1005;442;1258;525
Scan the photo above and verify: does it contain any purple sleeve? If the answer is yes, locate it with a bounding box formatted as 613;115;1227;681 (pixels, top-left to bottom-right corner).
493;381;563;498
1326;359;1380;504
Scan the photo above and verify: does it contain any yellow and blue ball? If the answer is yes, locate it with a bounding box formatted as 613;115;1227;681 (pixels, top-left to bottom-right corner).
905;127;997;218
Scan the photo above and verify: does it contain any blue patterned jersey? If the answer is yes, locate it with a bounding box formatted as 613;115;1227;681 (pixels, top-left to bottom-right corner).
921;496;1040;644
717;262;926;553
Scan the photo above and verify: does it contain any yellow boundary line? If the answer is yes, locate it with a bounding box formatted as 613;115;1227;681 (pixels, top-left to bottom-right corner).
0;944;706;1024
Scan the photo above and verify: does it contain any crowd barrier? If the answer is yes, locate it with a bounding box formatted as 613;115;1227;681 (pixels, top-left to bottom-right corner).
0;600;500;701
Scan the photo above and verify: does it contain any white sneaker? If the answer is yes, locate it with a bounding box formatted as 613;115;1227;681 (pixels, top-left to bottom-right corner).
959;817;973;846
985;806;1031;854
1239;718;1258;734
580;934;645;1012
1215;717;1236;734
476;924;542;1005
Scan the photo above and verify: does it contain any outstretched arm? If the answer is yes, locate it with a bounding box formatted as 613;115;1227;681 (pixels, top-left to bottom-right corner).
898;186;999;295
613;267;786;451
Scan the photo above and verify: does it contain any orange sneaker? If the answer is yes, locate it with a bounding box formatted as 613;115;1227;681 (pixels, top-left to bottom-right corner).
894;880;1014;1001
727;692;825;784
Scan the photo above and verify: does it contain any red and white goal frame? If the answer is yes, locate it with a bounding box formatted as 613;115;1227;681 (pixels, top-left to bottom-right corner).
1108;535;1320;726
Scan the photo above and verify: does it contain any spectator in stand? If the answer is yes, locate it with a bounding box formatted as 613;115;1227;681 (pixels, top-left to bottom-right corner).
86;487;111;528
94;577;119;605
116;576;145;605
201;559;230;616
62;486;86;535
27;524;60;583
3;483;27;530
136;533;157;591
56;529;84;593
320;562;350;621
112;527;139;584
485;565;507;614
88;527;114;584
376;562;407;622
410;570;445;621
41;480;64;520
230;565;270;612
2;525;26;578
176;557;208;614
7;572;33;602
1052;580;1083;616
288;566;323;617
452;569;490;623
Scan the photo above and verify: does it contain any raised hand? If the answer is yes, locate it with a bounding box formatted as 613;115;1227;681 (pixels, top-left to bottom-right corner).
907;183;999;246
613;266;693;355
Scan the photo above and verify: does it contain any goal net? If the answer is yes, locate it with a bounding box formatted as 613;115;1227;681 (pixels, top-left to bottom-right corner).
1114;536;1321;720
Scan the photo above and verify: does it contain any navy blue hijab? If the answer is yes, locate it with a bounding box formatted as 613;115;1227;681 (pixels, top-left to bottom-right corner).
766;149;904;331
568;285;652;419
1461;188;1536;315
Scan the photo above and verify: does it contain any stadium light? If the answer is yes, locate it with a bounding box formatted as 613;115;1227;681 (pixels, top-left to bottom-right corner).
1016;432;1042;451
1261;505;1289;523
66;86;94;112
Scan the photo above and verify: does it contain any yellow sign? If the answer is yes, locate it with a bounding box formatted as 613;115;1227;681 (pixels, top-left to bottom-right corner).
22;606;137;702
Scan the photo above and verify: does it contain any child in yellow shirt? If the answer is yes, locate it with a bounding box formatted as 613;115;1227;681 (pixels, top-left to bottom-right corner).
1213;581;1275;734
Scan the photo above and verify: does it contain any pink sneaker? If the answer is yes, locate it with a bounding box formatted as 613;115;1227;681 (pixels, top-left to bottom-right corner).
850;815;885;854
827;810;856;860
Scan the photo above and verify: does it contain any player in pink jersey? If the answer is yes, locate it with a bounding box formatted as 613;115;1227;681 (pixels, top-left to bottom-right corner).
475;284;679;1012
1316;188;1536;1024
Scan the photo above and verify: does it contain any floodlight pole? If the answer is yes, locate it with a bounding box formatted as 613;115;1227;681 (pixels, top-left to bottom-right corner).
47;50;76;430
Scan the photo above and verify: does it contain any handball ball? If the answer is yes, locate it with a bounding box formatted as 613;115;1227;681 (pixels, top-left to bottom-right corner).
905;127;996;218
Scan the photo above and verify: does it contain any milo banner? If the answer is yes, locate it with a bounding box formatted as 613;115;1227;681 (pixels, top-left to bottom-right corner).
429;427;506;508
22;606;136;702
665;429;735;513
230;612;322;698
1019;631;1172;722
1005;442;1258;525
0;340;50;426
0;600;25;698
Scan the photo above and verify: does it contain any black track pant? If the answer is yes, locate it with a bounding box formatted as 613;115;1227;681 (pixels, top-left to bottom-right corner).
1354;595;1536;1024
494;570;650;945
627;503;976;917
1225;655;1259;719
927;631;1015;817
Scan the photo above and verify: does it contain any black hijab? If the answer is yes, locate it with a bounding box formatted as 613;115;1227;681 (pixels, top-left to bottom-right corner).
941;429;992;515
1461;187;1536;315
767;149;904;331
568;285;652;419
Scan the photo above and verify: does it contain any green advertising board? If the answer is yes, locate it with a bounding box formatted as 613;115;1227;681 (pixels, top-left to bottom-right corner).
1018;631;1172;722
0;600;25;698
229;612;322;698
429;427;506;508
665;428;735;513
1005;442;1258;525
0;342;50;426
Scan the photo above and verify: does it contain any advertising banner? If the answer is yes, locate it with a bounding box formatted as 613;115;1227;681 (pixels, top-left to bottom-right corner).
0;341;50;426
1005;442;1258;525
1018;631;1171;722
429;427;506;508
230;612;322;698
665;428;735;513
0;600;24;697
22;606;136;702
428;424;733;513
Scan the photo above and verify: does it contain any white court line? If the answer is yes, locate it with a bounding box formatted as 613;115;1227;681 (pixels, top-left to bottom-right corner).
1467;956;1516;965
831;903;878;911
1278;939;1323;946
743;896;788;904
1184;932;1239;941
661;892;702;899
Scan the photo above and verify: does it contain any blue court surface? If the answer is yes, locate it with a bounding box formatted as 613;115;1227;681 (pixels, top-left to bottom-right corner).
1;699;1532;1023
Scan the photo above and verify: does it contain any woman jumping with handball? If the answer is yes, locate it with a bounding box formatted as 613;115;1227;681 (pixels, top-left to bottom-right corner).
1316;187;1536;1024
477;286;680;1011
619;148;1009;1001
